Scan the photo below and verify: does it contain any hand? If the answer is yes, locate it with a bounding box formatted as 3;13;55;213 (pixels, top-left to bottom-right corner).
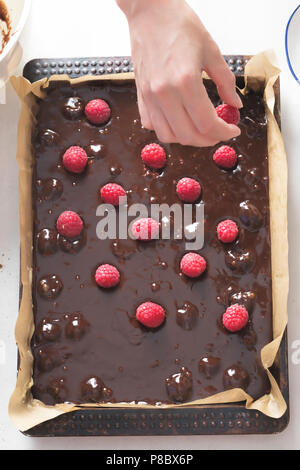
117;0;242;147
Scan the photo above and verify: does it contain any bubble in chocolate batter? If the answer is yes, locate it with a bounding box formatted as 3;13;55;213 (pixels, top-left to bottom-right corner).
110;164;123;176
65;312;90;340
36;318;61;342
151;282;161;292
240;326;257;349
225;248;256;275
111;239;137;262
39;178;64;202
176;302;199;331
47;378;68;403
86;142;105;159
230;290;256;313
239;201;264;232
81;376;105;402
244;167;261;191
159;261;168;270
102;387;114;400
58;231;86;254
198;356;221;379
165;367;193;402
38;129;60;146
62;97;84;120
38;275;63;300
36;347;61;372
223;363;250;390
37;228;58;256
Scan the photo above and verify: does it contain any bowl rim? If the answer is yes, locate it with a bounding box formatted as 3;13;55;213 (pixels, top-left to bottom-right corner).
285;3;300;84
0;0;31;62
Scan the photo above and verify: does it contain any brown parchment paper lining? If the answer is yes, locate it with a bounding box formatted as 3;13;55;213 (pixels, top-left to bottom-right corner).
8;50;289;432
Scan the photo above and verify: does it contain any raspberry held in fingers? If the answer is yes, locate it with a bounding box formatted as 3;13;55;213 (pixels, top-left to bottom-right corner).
216;104;240;125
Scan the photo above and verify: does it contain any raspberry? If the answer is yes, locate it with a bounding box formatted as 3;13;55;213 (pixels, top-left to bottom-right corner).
180;253;207;278
222;304;249;332
95;264;120;289
100;183;126;206
176;178;201;203
136;302;166;328
216;104;240;125
213;145;237;170
63;146;88;174
56;211;83;239
131;218;160;241
141;143;166;169
85;99;111;125
217;219;239;243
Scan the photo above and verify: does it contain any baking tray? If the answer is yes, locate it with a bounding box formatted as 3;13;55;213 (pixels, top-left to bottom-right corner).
21;56;289;436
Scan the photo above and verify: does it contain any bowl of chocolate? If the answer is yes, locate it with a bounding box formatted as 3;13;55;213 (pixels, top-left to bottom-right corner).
0;0;31;87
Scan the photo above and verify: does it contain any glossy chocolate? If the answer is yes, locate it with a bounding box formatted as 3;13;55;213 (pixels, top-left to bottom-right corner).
176;302;199;331
62;97;84;120
165;367;193;402
31;79;272;405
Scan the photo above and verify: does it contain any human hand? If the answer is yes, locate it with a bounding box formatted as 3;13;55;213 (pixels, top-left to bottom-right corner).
117;0;242;147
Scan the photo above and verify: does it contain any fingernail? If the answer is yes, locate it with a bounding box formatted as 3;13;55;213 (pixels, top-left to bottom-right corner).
230;125;241;137
236;94;243;108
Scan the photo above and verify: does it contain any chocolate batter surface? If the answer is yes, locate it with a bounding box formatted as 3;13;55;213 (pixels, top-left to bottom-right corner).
31;80;272;405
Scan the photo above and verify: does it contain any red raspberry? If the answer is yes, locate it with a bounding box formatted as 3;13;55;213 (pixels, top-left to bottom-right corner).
136;302;166;328
100;183;126;206
85;99;111;125
56;211;83;239
131;218;160;241
63;146;88;174
141;143;166;169
213;145;237;170
222;304;249;332
95;264;120;288
217;219;239;243
180;253;207;278
176;178;201;203
216;104;240;125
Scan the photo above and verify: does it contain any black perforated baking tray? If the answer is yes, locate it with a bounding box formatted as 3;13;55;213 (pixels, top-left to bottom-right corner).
21;56;289;436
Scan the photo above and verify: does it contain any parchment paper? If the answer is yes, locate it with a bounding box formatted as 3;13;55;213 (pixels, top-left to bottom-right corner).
8;50;289;432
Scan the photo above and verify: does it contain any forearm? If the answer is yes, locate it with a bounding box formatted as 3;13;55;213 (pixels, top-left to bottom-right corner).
116;0;184;19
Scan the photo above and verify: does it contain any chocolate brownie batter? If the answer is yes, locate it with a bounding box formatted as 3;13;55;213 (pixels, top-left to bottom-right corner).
0;1;10;54
31;79;272;405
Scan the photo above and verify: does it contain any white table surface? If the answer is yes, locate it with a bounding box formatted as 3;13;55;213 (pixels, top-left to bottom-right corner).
0;0;299;450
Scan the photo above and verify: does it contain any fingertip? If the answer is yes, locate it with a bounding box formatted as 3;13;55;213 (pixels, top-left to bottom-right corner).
216;120;241;142
228;124;241;138
225;92;243;110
